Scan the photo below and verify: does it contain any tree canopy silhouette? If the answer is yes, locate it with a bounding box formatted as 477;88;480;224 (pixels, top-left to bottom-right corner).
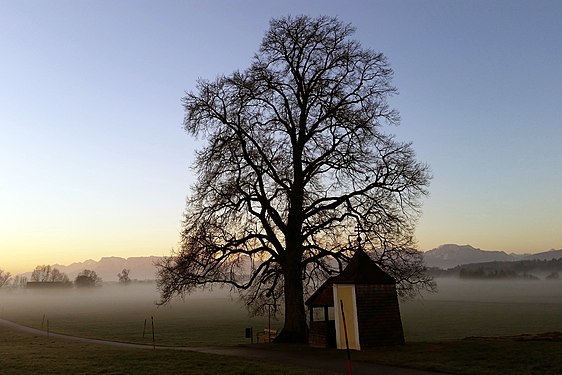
31;265;70;284
74;269;102;287
157;15;432;343
118;268;131;284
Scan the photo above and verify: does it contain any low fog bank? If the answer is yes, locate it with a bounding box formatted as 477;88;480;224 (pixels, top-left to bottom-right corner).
0;282;273;347
400;278;562;341
2;278;560;316
421;277;562;304
1;278;561;343
0;282;241;322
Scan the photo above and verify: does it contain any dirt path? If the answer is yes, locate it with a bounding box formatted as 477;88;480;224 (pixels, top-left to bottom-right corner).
0;318;446;375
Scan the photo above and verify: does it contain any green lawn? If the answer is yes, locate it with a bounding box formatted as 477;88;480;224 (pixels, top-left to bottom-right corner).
353;336;562;374
400;278;562;341
0;325;326;375
2;324;561;374
2;280;561;347
250;337;562;375
0;285;279;347
1;279;561;374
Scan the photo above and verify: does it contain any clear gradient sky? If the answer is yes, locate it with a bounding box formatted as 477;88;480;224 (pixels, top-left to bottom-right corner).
2;0;561;274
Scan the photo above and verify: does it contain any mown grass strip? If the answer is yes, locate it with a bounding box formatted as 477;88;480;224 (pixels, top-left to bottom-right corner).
350;337;562;375
0;326;328;375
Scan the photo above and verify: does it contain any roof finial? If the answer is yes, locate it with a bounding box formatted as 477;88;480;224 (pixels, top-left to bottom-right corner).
354;224;363;251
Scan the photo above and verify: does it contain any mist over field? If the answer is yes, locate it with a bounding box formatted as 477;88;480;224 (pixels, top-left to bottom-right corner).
0;282;236;318
0;283;259;346
1;278;561;345
400;278;562;341
423;278;562;303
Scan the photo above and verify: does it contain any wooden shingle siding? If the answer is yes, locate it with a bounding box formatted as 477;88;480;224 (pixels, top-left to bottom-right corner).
355;284;405;346
309;320;336;348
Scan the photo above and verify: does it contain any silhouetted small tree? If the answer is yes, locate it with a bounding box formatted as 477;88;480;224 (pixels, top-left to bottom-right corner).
74;269;102;287
117;268;131;284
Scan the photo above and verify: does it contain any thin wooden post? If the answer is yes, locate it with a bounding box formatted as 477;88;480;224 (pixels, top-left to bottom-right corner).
42;314;46;330
268;304;271;343
142;318;147;338
340;300;352;375
151;316;155;349
245;327;253;344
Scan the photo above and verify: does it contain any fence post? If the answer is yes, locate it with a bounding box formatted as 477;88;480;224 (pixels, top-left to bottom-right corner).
245;327;253;344
142;318;147;339
268;304;271;342
151;316;155;349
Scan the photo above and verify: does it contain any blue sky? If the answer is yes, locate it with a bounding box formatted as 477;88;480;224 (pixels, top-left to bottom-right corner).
1;0;561;273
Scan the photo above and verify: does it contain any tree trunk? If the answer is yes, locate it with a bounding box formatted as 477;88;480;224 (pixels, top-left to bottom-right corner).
276;250;308;343
276;134;308;343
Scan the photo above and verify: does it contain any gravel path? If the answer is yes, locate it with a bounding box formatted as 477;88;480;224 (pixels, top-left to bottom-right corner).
0;318;446;375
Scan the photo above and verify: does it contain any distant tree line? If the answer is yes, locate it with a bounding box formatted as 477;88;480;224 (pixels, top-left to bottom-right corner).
31;265;71;284
459;268;539;280
429;258;562;280
0;265;104;289
0;266;137;289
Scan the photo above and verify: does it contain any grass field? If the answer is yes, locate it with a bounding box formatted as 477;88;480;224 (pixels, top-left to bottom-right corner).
0;325;327;375
2;279;560;345
1;279;561;374
355;335;562;374
1;322;561;374
0;285;278;347
400;278;562;341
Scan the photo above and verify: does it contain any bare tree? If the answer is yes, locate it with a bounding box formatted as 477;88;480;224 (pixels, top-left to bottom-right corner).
9;275;27;289
157;15;432;343
50;268;70;284
74;269;102;287
31;265;70;284
117;268;131;284
31;265;52;282
0;269;11;288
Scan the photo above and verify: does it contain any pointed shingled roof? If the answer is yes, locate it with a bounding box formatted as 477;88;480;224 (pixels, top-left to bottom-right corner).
330;248;396;285
306;249;396;307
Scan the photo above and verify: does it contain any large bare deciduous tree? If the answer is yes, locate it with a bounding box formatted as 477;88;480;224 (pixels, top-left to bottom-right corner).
157;15;432;343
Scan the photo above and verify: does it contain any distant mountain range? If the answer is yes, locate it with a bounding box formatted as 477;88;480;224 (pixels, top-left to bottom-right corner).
17;244;562;282
424;244;562;269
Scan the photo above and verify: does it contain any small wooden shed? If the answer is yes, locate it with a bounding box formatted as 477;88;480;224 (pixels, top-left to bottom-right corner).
306;249;405;349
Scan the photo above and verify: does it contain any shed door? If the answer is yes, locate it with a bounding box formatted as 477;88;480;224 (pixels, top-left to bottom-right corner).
333;284;361;350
